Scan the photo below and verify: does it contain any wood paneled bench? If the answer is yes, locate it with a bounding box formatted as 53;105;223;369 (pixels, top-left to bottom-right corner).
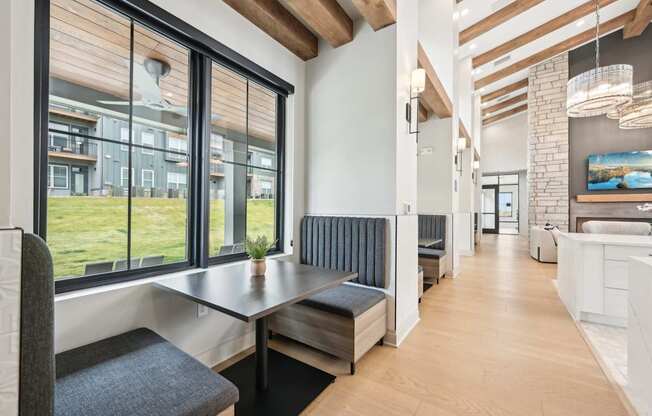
269;216;388;375
418;214;448;284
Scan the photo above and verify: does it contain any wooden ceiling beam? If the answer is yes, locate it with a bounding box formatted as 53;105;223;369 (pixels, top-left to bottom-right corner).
482;104;528;126
351;0;396;31
459;0;544;46
482;93;528;116
472;0;618;68
623;0;652;38
475;10;635;89
418;103;430;123
418;43;453;118
459;122;471;141
223;0;318;61
284;0;353;48
481;78;528;103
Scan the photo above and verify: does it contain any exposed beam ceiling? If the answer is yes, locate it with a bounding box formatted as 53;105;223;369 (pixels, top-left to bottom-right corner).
475;10;635;89
472;0;618;68
223;0;318;61
483;104;528;126
284;0;353;47
459;123;471;141
418;103;429;123
482;93;528;116
418;43;453;119
351;0;396;31
459;0;545;45
481;78;528;103
623;0;652;38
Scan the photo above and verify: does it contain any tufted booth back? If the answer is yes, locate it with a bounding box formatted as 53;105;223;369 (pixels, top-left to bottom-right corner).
300;216;387;289
418;215;447;250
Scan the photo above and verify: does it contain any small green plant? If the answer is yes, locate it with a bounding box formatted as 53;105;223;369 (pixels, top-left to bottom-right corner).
245;235;277;260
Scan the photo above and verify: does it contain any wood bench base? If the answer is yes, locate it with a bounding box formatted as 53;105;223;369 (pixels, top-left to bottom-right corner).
419;254;447;284
269;299;387;373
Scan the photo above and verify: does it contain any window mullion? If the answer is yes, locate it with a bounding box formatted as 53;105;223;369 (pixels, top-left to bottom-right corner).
127;19;135;270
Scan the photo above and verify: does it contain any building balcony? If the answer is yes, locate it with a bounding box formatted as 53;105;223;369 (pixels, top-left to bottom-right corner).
48;142;98;163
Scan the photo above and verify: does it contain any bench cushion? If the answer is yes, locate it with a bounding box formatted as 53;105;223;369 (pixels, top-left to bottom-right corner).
299;284;385;318
55;328;238;416
418;248;446;259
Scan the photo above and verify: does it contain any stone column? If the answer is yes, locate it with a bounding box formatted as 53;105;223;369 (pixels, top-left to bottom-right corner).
528;53;570;232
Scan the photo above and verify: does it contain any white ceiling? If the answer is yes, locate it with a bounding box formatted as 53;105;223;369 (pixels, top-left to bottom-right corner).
457;0;639;99
277;0;363;39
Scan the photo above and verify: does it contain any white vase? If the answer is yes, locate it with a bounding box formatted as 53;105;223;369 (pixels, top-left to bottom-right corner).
250;258;266;276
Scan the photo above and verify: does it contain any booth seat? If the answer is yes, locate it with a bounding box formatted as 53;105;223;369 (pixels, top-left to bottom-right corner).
418;214;448;284
269;216;388;375
19;234;239;416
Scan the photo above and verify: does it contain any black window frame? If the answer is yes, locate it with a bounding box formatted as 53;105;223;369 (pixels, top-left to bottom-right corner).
34;0;293;294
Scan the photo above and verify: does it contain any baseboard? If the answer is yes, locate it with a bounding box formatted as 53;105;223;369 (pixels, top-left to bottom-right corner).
385;308;420;347
580;312;627;328
195;330;255;368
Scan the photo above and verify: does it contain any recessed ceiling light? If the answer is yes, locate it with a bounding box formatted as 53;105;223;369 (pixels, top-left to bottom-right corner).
576;19;585;27
461;8;470;17
469;43;477;50
479;87;486;93
166;92;173;97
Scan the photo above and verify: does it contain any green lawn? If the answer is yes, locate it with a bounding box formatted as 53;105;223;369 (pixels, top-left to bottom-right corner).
47;196;275;278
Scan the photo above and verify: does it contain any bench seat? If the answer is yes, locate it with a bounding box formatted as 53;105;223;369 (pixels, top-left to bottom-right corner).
418;248;446;259
299;284;385;318
55;328;238;416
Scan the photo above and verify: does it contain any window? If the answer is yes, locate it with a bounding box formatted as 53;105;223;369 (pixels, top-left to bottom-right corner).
48;164;68;189
142;170;154;188
167;172;187;189
36;0;290;293
141;132;155;155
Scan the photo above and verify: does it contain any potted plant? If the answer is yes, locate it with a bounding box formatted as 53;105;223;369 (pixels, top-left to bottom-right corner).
245;235;277;277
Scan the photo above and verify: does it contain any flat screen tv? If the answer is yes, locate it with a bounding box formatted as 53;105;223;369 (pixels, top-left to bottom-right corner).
588;150;652;190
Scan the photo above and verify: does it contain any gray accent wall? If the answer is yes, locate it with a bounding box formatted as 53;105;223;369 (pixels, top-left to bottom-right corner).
569;28;652;198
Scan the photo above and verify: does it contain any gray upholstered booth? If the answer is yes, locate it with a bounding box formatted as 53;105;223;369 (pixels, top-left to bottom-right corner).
19;234;238;416
418;214;448;283
269;216;388;375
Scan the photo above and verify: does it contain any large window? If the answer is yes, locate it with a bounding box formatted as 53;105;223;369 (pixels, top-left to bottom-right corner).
36;0;290;292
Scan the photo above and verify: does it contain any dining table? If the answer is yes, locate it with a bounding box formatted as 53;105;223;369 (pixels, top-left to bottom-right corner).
155;259;357;416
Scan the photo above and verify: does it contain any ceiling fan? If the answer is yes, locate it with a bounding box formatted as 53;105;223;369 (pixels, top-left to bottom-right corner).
98;58;188;117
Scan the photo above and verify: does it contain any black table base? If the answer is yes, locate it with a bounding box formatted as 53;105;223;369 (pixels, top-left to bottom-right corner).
220;349;335;416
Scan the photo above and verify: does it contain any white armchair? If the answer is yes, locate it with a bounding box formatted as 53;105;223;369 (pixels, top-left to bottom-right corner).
530;226;559;263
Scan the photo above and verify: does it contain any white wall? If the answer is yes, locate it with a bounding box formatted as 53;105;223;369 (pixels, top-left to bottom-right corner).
2;0;307;365
305;22;397;216
481;112;528;174
0;1;12;227
418;0;455;103
418;118;453;214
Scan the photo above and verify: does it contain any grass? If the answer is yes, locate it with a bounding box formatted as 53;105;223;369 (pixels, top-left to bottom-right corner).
47;196;275;278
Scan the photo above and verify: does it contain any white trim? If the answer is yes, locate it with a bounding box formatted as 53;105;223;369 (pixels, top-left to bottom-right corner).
141;131;155;155
48;164;69;189
121;167;134;188
142;169;154;188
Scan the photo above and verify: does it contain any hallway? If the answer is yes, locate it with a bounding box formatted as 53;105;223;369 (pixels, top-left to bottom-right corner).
300;234;630;415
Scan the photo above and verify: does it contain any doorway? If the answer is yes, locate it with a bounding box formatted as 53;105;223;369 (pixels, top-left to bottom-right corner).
482;185;499;234
482;174;521;235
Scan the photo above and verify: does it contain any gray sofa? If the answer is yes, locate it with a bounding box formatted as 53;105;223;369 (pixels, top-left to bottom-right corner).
269;216;388;375
418;214;448;284
19;234;239;416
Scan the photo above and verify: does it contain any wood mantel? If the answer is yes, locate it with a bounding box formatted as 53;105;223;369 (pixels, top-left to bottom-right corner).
576;194;652;203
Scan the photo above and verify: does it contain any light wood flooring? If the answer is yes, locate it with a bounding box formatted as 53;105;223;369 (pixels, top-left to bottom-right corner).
267;234;629;415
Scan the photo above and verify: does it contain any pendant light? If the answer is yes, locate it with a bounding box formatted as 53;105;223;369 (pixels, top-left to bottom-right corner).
567;0;633;118
619;81;652;129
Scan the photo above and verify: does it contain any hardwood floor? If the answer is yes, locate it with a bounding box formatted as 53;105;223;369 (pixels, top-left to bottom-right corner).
270;234;629;415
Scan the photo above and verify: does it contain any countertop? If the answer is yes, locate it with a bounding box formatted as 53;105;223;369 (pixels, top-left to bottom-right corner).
560;232;652;247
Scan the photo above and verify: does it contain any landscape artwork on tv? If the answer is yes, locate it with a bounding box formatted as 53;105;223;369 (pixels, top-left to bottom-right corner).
588;150;652;190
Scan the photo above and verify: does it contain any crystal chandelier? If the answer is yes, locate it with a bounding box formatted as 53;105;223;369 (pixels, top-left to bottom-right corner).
619;81;652;129
566;1;633;118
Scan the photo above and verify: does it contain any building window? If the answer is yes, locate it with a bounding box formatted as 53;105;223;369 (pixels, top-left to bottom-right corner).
36;0;290;293
141;131;155;155
48;164;68;189
142;170;154;188
260;157;272;168
167;172;187;190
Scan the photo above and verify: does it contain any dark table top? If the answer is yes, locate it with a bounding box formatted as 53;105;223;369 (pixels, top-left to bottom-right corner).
154;260;357;322
418;238;442;248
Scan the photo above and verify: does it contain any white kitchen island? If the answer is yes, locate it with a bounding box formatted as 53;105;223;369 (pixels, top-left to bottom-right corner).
557;232;652;327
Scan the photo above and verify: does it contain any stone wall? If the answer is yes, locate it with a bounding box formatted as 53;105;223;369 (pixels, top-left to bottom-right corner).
528;53;569;232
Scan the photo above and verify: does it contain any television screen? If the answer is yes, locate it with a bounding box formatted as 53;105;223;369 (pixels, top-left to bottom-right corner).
588;150;652;190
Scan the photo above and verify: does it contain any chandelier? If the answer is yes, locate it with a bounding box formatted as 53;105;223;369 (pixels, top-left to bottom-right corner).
619;81;652;129
566;1;633;118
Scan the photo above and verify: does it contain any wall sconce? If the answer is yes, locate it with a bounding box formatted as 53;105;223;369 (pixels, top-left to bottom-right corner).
406;68;426;135
455;137;468;173
473;160;480;170
472;160;480;184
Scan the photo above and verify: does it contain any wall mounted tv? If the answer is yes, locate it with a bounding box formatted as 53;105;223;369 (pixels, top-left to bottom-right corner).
588;150;652;190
